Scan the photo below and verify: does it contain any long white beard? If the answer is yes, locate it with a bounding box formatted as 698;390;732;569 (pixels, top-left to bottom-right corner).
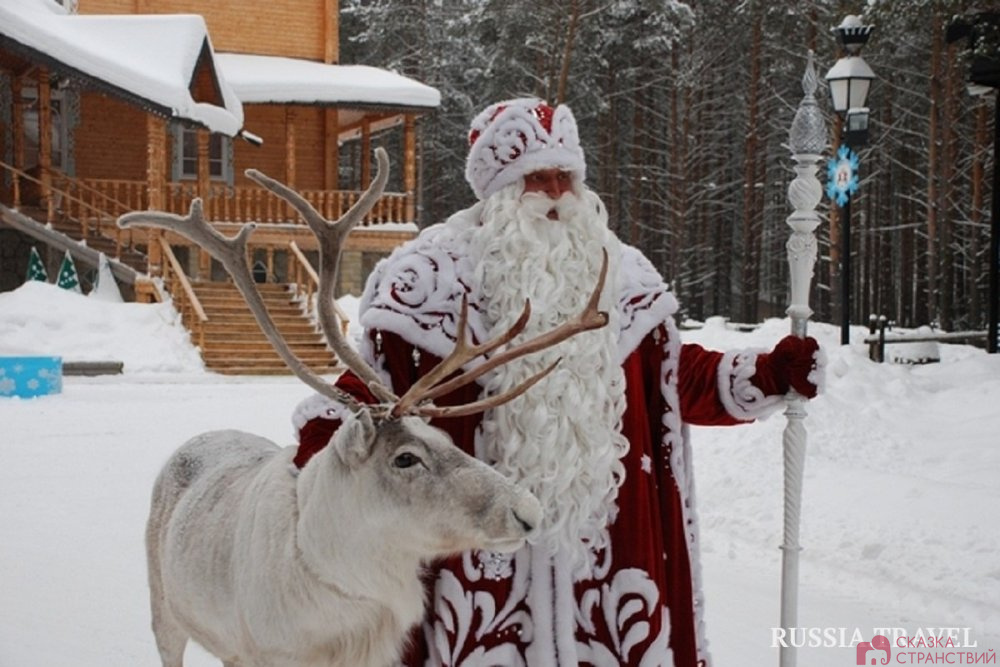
470;182;628;576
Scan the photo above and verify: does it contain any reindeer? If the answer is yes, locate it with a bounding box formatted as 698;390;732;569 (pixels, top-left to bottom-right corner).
119;148;609;667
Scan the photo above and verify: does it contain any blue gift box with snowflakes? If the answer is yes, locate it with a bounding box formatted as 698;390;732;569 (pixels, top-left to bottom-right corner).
0;356;63;398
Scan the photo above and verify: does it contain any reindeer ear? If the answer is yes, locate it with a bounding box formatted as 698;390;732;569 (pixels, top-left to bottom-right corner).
332;410;377;468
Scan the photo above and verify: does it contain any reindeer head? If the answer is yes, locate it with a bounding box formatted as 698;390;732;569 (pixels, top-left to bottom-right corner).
321;411;542;556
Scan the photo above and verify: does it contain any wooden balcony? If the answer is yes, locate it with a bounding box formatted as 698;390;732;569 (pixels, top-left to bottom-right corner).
56;177;413;227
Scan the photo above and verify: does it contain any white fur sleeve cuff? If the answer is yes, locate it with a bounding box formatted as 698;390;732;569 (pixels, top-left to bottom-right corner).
716;349;787;421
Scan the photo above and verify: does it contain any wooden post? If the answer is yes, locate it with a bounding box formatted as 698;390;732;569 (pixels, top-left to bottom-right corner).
11;76;24;208
146;114;168;276
285;108;297;188
146;115;166;210
360;119;371;189
868;314;879;361
403;114;416;223
286;108;298;223
197;250;211;281
877;315;888;363
37;68;52;222
324;108;339;192
324;0;339;64
197;129;210;201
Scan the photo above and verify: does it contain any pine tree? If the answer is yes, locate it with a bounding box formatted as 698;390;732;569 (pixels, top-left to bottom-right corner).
56;250;82;293
25;246;48;282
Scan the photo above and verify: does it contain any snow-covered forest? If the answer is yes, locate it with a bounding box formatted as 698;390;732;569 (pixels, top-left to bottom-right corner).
337;0;997;333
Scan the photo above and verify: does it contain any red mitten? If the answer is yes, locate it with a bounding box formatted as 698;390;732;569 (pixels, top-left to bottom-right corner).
753;335;822;399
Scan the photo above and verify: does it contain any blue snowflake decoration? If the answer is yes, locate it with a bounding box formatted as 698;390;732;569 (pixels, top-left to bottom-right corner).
826;144;860;207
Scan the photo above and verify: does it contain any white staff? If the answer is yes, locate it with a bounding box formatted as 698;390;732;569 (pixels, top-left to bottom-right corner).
779;50;827;667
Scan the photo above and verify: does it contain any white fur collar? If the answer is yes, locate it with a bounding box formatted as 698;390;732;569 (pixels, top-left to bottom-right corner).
358;205;677;368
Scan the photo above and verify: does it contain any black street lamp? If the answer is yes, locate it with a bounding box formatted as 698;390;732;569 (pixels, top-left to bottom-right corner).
825;15;875;345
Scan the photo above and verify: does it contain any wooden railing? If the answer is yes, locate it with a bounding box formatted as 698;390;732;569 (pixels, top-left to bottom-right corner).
864;316;988;363
47;171;140;255
58;176;147;216
163;182;410;225
288;240;350;336
0;160;136;262
159;237;208;350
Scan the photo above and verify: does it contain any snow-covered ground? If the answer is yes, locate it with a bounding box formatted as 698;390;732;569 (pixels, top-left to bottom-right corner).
1;281;997;666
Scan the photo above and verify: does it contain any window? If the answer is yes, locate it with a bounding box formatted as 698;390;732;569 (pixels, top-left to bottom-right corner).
22;87;69;171
172;125;232;183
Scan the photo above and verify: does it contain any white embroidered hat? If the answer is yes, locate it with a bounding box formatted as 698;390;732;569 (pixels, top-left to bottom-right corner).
465;98;586;200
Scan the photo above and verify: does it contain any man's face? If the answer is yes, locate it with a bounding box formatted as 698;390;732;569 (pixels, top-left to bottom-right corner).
523;169;574;219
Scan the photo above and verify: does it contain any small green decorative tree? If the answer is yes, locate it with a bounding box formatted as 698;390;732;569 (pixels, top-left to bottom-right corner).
25;246;48;282
56;250;82;293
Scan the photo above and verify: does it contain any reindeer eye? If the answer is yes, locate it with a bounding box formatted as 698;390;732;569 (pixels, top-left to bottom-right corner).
393;452;421;469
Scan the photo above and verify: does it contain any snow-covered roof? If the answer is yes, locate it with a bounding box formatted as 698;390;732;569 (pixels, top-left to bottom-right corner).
216;53;441;110
0;0;243;136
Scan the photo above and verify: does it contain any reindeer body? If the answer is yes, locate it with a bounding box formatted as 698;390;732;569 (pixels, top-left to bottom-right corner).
147;419;540;667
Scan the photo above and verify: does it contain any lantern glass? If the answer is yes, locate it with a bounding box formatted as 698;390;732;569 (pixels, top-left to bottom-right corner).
829;78;849;112
848;78;872;110
846;109;869;133
844;108;871;147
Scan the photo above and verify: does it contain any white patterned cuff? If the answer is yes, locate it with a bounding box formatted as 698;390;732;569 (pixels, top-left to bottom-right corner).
716;349;787;421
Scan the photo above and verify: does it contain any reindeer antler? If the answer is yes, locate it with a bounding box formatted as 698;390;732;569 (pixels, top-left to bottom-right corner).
117;198;367;409
118;147;610;422
244;153;397;404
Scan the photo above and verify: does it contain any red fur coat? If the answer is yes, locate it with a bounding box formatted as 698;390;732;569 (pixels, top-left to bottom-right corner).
292;212;789;666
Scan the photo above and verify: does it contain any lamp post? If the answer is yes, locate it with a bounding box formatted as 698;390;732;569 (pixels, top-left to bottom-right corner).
825;15;875;345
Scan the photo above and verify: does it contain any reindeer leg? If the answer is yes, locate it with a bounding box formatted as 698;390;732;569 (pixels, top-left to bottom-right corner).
147;459;189;667
149;599;186;667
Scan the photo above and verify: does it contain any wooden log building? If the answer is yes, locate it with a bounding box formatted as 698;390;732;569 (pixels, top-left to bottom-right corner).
0;0;440;374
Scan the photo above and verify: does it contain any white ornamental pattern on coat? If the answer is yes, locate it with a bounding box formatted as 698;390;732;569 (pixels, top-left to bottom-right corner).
424;550;533;667
423;548;670;667
376;243;470;338
576;569;673;667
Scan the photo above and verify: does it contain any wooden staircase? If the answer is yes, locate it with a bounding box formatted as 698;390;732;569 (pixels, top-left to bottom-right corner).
191;281;342;376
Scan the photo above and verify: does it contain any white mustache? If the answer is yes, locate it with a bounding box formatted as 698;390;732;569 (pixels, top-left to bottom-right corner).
517;191;578;221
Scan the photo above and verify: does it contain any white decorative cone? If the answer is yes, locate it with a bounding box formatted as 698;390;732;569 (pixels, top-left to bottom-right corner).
89;253;123;302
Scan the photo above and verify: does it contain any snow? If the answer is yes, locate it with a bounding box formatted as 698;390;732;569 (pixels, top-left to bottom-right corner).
0;0;243;136
0;282;202;371
1;284;998;665
886;326;942;364
216;53;441;108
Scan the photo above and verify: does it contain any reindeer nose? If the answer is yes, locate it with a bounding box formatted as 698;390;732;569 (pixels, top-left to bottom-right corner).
511;494;542;536
513;509;535;533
